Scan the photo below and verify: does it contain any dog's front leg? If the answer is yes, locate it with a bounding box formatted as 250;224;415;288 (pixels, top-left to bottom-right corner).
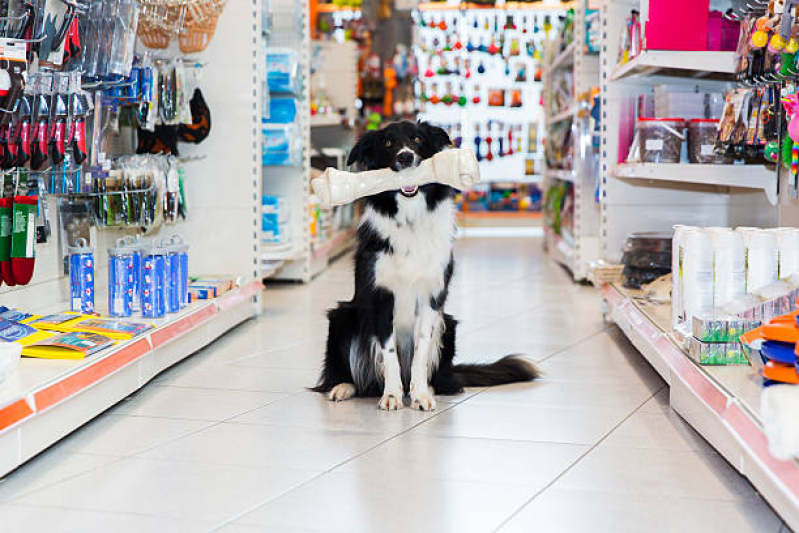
378;334;404;410
410;306;442;411
373;288;403;410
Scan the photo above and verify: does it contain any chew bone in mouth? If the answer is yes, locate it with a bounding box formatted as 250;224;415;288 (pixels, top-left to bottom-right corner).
311;148;480;208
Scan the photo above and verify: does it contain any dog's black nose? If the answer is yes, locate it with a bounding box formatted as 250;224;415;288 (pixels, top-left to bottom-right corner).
396;152;415;169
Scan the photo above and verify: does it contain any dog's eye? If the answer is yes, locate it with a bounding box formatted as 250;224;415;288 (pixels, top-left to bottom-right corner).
385;139;392;147
413;136;421;144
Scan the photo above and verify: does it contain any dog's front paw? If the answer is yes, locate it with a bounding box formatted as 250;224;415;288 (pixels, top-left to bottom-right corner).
378;392;403;410
328;383;356;402
410;386;436;411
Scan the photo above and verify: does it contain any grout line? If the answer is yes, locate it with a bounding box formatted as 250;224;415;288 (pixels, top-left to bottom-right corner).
209;398;467;531
490;384;668;532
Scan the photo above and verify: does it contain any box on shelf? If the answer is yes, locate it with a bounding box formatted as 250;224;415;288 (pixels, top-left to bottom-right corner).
689;337;750;365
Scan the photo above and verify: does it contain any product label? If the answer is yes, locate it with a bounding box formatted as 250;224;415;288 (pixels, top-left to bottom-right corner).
11;201;35;258
645;139;663;151
700;145;715;156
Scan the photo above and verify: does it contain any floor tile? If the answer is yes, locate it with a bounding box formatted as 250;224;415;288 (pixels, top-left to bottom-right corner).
235;471;534;533
0;449;116;502
338;433;587;489
156;364;319;394
553;445;762;502
414;401;629;445
230;339;327;370
498;488;782;533
14;457;317;524
601;409;713;452
51;414;212;457
139;421;387;471
466;378;656;411
231;391;447;434
0;503;212;533
110;386;288;421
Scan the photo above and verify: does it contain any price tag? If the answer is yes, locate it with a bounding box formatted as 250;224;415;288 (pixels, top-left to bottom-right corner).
645;139;663;151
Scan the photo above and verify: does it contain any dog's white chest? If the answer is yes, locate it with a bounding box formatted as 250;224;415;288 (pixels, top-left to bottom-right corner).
365;196;455;326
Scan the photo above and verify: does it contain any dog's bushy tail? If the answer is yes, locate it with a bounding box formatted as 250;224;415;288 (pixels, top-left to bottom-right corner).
452;355;539;388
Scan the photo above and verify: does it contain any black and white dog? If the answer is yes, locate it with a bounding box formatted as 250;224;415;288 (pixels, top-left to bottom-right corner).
313;121;538;411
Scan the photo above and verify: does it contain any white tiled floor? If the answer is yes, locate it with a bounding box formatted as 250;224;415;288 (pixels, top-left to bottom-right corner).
0;237;786;532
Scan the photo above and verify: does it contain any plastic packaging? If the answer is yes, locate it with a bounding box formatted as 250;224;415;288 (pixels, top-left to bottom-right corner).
672;224;696;333
264;97;297;124
162;240;180;314
141;246;166;318
682;229;714;326
746;230;778;293
265;47;300;94
687;119;729;164
69;239;95;314
711;229;745;308
637;118;685;163
772;229;799;279
108;239;137;317
263;124;300;166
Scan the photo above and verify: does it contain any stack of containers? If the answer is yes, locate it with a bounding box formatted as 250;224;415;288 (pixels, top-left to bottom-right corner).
115;235;189;320
672;226;799;365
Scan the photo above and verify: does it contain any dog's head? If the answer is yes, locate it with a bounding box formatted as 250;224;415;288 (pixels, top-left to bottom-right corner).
346;121;451;198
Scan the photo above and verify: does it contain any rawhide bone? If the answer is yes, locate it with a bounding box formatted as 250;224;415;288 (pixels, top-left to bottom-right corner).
311;148;480;208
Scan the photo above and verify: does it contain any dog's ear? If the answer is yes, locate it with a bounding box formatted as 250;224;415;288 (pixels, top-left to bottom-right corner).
418;121;452;153
347;130;381;169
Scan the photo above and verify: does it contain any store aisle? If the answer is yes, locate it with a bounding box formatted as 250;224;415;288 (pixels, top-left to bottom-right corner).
0;238;785;532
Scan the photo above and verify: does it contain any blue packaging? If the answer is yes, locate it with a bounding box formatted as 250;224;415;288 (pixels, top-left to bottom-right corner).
108;239;137;317
69;239;94;314
141;250;166;318
174;238;189;308
264;97;297;124
265;47;300;93
164;246;180;314
263;124;298;166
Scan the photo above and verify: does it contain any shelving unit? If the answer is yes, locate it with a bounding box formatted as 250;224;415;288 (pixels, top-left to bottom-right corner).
0;0;265;474
598;0;778;264
262;0;313;282
602;283;799;530
542;0;600;281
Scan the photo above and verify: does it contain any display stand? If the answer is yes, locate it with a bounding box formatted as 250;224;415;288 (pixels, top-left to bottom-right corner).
0;1;265;475
262;0;313;282
602;283;799;530
542;1;600;280
598;0;778;263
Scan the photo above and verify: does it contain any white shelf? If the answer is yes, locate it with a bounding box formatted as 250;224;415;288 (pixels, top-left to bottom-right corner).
603;284;799;529
611;50;735;81
550;42;575;71
545;168;575;183
0;282;262;477
614;163;777;204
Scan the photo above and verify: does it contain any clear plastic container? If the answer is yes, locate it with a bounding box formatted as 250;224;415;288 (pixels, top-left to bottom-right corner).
687;119;730;164
637;118;685;163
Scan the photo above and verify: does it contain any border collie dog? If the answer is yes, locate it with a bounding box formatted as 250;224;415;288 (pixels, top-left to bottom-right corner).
313;121;538;410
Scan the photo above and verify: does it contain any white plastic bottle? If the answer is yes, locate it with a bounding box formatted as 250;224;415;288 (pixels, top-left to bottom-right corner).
772;228;799;279
682;229;714;330
711;228;745;308
671;224;696;332
746;230;778;293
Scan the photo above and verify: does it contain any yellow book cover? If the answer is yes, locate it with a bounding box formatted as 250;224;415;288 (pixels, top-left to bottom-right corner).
20;331;115;360
68;319;154;340
25;312;91;333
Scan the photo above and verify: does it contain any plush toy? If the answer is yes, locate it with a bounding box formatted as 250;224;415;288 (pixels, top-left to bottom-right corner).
311;149;480;208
